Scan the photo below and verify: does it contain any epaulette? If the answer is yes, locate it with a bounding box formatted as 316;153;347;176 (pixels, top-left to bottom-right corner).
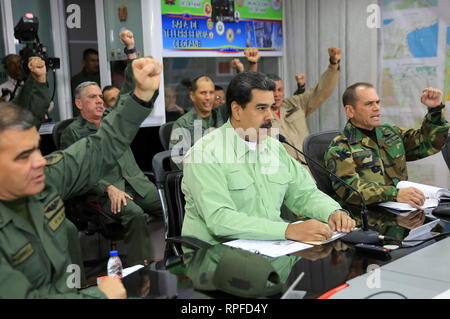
44;152;63;166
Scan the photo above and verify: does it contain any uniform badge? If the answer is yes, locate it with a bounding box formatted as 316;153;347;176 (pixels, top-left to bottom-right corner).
327;158;337;172
44;153;63;166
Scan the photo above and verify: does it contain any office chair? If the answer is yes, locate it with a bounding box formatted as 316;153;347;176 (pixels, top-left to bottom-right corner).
51;118;74;150
302;130;341;196
442;134;450;171
152;150;210;258
159;121;175;150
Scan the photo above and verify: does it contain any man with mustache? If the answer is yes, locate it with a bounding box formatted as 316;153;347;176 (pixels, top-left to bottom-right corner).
181;71;355;246
324;83;449;209
169;48;261;167
0;57;162;298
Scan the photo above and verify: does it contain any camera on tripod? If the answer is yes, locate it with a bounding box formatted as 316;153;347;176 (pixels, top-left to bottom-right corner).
14;13;60;75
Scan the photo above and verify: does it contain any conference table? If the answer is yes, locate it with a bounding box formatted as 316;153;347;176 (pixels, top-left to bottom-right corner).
121;204;450;300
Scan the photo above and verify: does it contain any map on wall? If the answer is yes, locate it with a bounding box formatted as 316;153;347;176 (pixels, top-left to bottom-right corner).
382;17;438;59
161;0;283;56
380;0;450;187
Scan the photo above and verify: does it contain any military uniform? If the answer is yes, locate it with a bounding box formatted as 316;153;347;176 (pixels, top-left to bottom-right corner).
0;93;156;298
60;102;161;267
169;103;228;168
11;74;50;130
272;67;339;164
324;105;449;206
169;103;228;151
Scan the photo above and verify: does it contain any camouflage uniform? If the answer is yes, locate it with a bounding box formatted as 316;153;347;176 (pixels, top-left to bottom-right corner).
324;105;449;206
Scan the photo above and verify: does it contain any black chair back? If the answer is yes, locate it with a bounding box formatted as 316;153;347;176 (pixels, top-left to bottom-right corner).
52;118;75;150
159;121;175;150
442;134;450;171
302;130;341;196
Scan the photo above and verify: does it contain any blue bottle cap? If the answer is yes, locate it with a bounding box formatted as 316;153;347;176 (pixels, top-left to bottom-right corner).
109;250;118;257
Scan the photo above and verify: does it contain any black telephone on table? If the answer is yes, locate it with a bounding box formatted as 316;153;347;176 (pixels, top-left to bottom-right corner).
432;200;450;217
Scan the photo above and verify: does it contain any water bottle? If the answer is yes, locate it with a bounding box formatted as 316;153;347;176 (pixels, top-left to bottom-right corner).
107;250;123;278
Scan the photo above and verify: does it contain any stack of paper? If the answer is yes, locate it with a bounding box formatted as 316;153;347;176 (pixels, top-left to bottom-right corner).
378;181;448;216
223;230;346;258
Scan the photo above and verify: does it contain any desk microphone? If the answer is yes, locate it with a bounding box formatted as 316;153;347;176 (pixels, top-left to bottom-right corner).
277;134;379;244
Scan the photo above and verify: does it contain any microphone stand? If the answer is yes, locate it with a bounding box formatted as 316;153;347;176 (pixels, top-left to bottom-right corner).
277;134;380;244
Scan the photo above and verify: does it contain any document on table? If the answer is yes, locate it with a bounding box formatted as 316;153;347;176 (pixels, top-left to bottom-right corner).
223;239;313;258
224;225;346;258
378;198;439;216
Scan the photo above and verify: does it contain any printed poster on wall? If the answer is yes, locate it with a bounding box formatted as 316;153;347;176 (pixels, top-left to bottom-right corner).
161;0;283;56
380;0;450;187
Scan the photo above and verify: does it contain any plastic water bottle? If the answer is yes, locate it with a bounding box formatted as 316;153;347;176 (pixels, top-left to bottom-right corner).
107;250;123;278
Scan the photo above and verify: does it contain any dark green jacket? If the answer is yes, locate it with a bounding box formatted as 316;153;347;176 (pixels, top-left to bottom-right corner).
0;93;155;298
324;105;449;205
169;103;228;151
11;75;50;130
60;112;153;198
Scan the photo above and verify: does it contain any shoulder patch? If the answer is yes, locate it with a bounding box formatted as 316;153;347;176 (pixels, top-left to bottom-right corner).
45;153;63;166
327;158;337;173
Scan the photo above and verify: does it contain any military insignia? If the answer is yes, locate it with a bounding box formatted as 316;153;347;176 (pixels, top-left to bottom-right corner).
48;208;66;231
44;196;65;231
11;243;34;266
353;150;372;158
44;196;64;219
384;134;402;147
45;153;63;166
327;158;337;173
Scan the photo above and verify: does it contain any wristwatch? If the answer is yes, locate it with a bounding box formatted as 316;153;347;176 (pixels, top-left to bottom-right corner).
329;57;340;65
124;47;137;55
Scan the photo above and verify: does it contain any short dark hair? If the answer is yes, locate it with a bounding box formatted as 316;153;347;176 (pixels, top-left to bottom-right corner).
190;75;214;92
2;54;20;67
0;103;36;135
83;48;99;60
342;82;374;107
226;71;276;115
266;74;282;82
102;85;119;95
215;85;224;91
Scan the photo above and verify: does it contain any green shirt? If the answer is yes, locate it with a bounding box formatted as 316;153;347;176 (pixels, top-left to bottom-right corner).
181;120;343;246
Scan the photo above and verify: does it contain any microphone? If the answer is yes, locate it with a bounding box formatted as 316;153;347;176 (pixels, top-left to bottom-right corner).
277;134;379;244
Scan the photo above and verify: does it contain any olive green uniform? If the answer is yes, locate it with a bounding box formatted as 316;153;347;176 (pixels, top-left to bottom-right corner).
324;105;449;206
0;92;156;298
168;103;228;167
11;74;50;130
60;112;162;266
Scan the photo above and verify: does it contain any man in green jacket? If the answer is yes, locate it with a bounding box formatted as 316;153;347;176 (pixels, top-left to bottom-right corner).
11;56;50;130
60;80;161;267
0;57;162;298
324;82;449;209
181;71;355;246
